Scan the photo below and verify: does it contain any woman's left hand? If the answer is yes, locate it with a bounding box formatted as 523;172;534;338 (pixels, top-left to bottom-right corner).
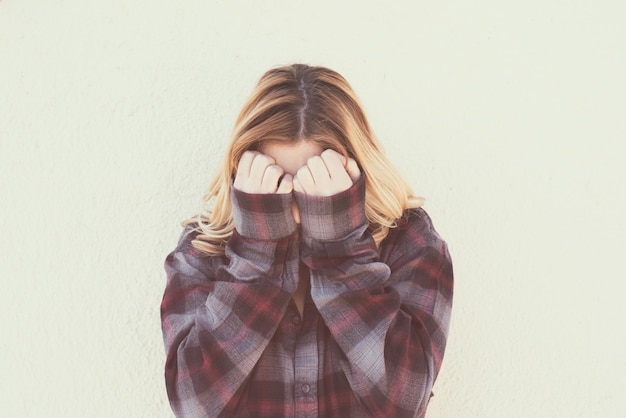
293;149;360;196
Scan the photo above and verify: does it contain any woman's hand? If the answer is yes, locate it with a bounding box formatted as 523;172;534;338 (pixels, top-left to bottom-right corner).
293;149;360;196
234;151;294;194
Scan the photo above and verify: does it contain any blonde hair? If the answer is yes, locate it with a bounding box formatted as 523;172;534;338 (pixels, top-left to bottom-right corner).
184;64;424;255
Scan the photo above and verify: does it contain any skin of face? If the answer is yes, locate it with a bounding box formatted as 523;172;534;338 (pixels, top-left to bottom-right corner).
260;141;324;223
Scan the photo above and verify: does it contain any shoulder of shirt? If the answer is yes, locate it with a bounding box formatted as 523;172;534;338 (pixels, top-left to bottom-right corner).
172;220;227;264
378;207;450;270
399;207;438;232
383;207;446;250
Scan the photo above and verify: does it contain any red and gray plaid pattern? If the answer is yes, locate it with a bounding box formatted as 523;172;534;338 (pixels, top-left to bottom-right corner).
161;177;453;417
231;185;298;240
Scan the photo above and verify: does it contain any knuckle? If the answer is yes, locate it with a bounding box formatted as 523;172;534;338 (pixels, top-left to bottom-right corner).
256;154;274;165
308;155;322;165
241;150;256;161
267;165;283;177
272;164;284;173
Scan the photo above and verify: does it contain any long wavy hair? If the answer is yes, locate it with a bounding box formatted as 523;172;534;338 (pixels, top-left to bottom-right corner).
184;64;424;255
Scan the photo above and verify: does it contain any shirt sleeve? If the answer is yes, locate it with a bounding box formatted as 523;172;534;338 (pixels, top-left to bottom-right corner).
295;177;454;418
160;188;300;418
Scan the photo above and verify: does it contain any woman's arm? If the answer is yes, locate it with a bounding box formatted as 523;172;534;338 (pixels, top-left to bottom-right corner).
160;188;299;418
296;179;454;418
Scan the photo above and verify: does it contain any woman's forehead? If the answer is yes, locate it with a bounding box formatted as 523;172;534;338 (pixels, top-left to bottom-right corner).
259;141;324;175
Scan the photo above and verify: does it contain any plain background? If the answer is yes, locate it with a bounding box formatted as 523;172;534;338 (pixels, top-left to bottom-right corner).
1;1;625;417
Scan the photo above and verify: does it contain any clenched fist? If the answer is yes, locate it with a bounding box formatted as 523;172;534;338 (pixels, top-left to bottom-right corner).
233;151;294;194
293;149;360;196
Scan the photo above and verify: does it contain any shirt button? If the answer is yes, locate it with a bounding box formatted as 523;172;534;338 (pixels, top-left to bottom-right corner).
291;315;301;325
301;384;311;394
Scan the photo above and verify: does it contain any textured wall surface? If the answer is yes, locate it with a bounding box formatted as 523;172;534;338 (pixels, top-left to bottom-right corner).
1;1;625;417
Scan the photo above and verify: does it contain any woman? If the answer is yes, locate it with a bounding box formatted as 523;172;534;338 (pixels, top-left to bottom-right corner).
161;64;453;417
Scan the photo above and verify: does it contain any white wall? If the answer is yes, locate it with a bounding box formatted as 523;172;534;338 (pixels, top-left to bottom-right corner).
1;1;625;417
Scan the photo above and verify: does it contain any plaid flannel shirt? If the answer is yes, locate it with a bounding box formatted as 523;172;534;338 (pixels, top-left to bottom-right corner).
161;176;453;417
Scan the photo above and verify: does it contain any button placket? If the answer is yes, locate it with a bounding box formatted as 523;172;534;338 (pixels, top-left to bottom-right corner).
293;310;318;416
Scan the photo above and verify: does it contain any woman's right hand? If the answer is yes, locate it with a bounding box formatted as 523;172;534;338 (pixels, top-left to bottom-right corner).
233;151;293;194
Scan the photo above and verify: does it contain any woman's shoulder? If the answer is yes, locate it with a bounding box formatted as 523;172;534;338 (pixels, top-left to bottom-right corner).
379;207;449;261
396;207;445;243
167;222;228;269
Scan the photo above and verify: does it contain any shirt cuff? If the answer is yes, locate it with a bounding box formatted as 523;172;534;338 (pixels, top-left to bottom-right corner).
231;187;298;240
293;175;367;241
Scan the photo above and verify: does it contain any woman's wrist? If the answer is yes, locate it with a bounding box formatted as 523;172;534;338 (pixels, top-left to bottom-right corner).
230;187;298;240
294;175;367;241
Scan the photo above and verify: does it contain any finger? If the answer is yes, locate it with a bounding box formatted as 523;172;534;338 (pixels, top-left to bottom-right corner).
320;149;348;180
295;165;315;194
345;158;361;182
249;154;276;185
260;164;284;193
233;151;258;190
277;173;294;194
292;176;304;193
306;155;331;185
237;151;258;177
